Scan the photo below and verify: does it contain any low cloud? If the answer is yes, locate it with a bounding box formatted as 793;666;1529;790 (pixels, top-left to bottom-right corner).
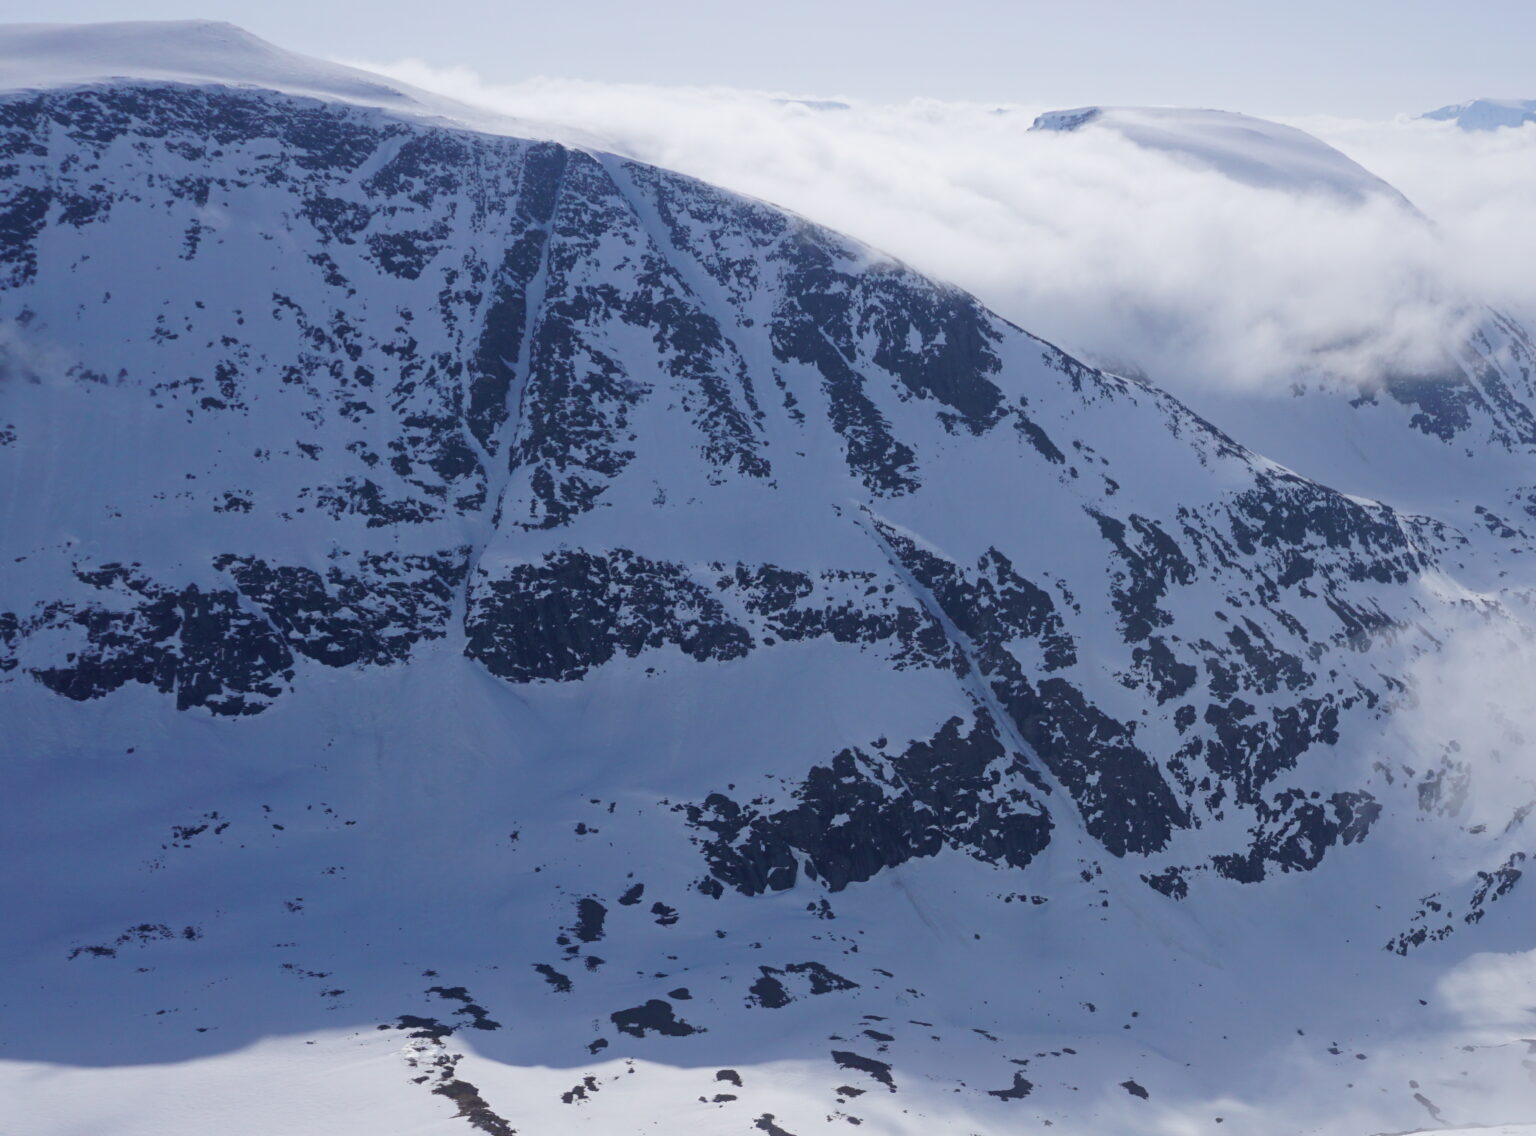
344;60;1536;398
1303;112;1536;324
1392;609;1536;852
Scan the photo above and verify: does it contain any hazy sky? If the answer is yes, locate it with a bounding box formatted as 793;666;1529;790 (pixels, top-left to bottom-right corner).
5;0;1534;117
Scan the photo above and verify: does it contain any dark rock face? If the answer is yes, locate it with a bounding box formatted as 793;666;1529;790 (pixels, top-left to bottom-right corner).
25;564;293;716
1386;851;1526;953
988;1072;1034;1100
464;551;960;683
569;899;607;944
770;299;921;496
389;985;517;1136
466;551;754;683
215;551;469;668
1381;317;1536;447
682;711;1051;894
745;962;859;1007
426;985;502;1031
609;999;702;1038
1210;790;1381;883
831;1050;896;1092
665;443;1438;889
869;522;1183;858
533;964;573;992
4;552;466;714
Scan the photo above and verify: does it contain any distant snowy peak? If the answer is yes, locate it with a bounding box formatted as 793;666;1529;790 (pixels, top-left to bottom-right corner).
771;97;851;112
0;20;592;147
1031;105;1411;207
1422;97;1536;131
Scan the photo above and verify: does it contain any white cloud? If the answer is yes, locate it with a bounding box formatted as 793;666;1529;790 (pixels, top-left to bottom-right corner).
1302;112;1536;317
1394;611;1536;850
1438;947;1536;1037
342;59;1536;399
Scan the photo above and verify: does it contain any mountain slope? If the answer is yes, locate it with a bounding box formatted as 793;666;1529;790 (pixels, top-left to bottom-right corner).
1031;104;1413;206
2;25;1534;1136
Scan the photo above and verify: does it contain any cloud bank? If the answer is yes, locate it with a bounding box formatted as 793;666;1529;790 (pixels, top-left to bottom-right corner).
345;60;1536;400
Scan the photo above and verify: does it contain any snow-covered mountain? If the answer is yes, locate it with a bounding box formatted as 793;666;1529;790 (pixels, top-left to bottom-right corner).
3;23;1535;1136
1031;105;1413;206
1423;97;1536;131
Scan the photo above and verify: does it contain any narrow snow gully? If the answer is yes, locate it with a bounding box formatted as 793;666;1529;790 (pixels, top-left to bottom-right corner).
455;144;572;631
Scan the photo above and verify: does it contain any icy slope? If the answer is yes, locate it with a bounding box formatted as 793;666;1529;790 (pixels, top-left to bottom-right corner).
1;24;1533;1136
